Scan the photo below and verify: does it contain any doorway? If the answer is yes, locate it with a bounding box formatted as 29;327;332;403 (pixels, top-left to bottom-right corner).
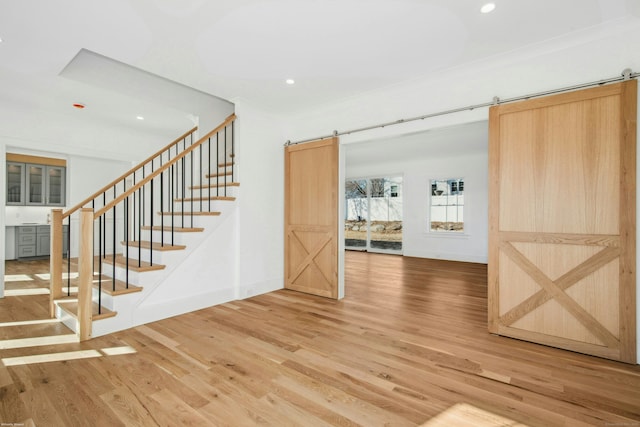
344;175;403;254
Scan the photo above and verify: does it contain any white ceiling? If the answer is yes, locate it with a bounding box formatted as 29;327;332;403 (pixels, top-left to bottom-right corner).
0;0;639;156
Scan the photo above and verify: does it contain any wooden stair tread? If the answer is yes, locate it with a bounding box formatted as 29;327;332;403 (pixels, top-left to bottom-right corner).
101;255;165;272
175;196;235;202
218;161;234;167
57;301;117;321
122;240;187;251
141;225;205;232
159;211;221;216
190;182;240;190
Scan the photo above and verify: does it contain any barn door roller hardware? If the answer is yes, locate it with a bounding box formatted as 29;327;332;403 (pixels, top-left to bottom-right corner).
285;68;637;146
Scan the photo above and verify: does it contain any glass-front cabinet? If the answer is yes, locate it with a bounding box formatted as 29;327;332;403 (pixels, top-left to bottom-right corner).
26;164;45;205
47;166;65;205
5;156;66;207
6;162;25;205
25;164;65;206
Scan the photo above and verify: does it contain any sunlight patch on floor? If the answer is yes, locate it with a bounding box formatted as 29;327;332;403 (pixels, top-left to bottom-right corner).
0;333;79;350
0;318;61;328
4;274;34;282
2;349;101;366
420;403;529;427
2;346;137;366
4;288;50;296
34;272;79;280
101;345;137;356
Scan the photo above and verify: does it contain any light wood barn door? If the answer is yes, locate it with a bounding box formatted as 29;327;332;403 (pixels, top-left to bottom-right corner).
285;138;339;299
488;81;637;363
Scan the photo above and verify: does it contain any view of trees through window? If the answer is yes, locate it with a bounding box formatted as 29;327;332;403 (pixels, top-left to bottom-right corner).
345;176;402;252
430;178;464;232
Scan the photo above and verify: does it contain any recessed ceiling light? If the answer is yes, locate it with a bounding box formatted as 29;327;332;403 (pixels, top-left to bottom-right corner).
480;3;496;13
72;103;85;109
136;116;144;120
286;79;295;85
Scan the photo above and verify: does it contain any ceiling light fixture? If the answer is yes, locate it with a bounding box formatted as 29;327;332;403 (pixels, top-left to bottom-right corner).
72;103;85;109
286;79;295;85
136;116;144;120
480;3;496;13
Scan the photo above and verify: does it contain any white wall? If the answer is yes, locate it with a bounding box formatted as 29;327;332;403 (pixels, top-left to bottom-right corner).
66;155;133;206
234;101;287;298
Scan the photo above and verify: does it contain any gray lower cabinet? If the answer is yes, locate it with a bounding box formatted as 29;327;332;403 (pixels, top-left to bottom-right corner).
16;225;68;258
16;226;37;258
37;227;50;256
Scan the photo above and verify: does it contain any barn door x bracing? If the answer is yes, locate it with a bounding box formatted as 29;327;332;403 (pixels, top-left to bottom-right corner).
285;138;339;299
489;81;637;363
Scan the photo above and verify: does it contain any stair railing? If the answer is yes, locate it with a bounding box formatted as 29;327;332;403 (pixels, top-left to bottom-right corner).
50;114;236;340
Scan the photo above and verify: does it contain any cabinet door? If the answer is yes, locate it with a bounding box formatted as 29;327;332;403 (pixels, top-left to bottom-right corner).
47;166;65;206
18;245;37;258
37;233;50;256
6;162;25;205
25;164;45;205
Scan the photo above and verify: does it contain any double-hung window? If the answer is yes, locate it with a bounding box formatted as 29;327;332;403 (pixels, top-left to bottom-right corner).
430;178;464;233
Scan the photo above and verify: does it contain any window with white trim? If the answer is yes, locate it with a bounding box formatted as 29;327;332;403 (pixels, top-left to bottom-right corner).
430;178;464;232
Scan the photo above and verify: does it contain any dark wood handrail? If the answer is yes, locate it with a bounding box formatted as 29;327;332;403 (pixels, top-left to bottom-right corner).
63;126;198;219
93;114;236;219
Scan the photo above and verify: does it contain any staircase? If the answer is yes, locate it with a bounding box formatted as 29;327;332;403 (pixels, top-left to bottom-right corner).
48;114;238;340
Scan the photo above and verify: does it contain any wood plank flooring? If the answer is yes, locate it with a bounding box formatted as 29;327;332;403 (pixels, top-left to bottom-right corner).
1;252;640;426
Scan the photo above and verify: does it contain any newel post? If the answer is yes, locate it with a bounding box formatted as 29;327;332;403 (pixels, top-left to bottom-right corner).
78;208;94;341
49;209;63;318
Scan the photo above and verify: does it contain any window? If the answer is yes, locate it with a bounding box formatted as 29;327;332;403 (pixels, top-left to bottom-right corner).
370;178;385;197
345;176;403;252
430;178;464;232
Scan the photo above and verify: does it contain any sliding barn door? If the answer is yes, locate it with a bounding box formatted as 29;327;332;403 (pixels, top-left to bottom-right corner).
488;81;637;363
285;138;339;299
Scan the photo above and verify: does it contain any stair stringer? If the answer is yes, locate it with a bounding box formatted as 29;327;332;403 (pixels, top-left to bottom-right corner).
89;204;238;338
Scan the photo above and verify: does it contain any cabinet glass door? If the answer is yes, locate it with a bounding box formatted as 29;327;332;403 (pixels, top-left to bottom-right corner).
47;166;65;205
6;162;24;205
26;164;45;205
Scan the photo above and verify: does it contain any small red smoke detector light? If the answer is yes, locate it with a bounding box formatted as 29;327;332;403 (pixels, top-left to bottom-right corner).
72;103;86;109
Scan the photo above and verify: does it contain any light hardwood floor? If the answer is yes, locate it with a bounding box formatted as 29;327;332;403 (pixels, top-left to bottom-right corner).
1;253;640;426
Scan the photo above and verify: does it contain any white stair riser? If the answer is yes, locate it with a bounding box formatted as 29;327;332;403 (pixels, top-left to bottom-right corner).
56;305;78;334
141;230;193;245
136;214;223;244
93;264;165;287
92;287;116;311
154;214;217;229
117;246;185;264
172;199;236;213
